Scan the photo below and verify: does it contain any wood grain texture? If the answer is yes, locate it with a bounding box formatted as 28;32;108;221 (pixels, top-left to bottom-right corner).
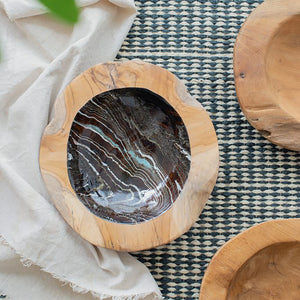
234;0;300;151
227;242;300;300
39;60;219;251
199;219;300;300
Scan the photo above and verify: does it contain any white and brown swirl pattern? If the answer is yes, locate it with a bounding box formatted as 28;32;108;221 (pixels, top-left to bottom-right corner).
67;88;191;224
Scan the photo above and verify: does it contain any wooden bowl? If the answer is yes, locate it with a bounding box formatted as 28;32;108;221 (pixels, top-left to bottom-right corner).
39;60;219;251
199;219;300;300
234;0;300;151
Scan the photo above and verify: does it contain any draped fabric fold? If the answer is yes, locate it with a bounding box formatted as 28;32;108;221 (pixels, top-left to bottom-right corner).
0;1;161;299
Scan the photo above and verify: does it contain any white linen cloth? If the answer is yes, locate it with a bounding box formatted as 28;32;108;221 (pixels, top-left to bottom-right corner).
0;1;162;299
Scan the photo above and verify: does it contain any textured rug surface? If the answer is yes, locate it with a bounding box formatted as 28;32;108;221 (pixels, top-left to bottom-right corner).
116;0;300;299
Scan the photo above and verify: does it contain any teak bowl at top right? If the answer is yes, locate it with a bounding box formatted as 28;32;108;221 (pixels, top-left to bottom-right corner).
234;0;300;151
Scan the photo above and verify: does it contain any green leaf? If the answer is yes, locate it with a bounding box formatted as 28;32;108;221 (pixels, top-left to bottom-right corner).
38;0;79;24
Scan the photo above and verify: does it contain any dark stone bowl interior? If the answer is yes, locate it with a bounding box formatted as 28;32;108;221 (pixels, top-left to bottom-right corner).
67;88;191;224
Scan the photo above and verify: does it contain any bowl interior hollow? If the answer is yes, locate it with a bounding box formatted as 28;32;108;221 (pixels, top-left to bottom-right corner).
266;14;300;121
67;87;191;224
226;242;300;300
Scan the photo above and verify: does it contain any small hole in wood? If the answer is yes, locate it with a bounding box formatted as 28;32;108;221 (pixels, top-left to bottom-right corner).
259;129;271;137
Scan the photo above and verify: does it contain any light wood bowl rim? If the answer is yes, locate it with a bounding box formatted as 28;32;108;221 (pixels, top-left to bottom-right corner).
39;60;219;251
199;218;300;300
233;0;300;151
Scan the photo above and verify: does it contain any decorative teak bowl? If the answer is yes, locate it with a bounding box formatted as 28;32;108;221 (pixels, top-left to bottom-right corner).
199;219;300;300
234;0;300;151
39;61;219;251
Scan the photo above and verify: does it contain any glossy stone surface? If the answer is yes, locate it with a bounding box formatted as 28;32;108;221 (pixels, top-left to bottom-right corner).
67;88;191;224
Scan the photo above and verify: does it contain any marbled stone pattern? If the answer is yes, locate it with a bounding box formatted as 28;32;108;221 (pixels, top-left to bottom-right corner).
67;88;191;224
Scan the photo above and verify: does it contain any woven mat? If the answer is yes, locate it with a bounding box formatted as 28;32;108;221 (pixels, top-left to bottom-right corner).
117;0;300;299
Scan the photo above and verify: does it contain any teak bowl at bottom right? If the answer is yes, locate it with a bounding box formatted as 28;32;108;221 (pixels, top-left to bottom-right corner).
199;219;300;300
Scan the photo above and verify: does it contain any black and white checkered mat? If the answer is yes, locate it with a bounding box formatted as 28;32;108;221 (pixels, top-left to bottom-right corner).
117;0;300;298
